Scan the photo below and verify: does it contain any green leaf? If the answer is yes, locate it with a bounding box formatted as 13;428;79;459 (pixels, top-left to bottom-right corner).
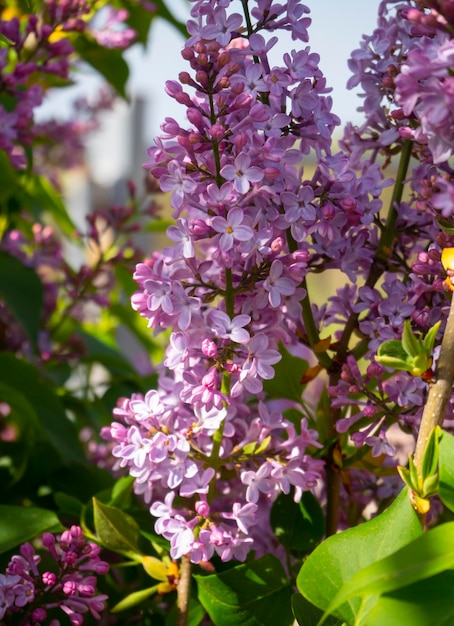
92;497;142;558
0;353;85;463
401;320;421;358
375;340;411;370
0;250;43;349
292;594;343;626
423;321;441;353
109;475;135;508
0;505;62;553
120;0;156;46
323;522;454;621
363;571;454;626
111;584;159;612
297;490;422;624
148;0;188;37
195;553;294;626
270;491;325;553
142;555;168;581
421;427;439;484
54;492;84;519
72;34;129;98
438;429;454;512
21;173;77;237
263;343;308;402
0;150;18;200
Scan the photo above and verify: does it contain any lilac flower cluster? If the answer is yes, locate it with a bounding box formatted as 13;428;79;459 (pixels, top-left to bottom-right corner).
105;0;454;542
0;526;108;625
100;1;426;562
325;1;454;466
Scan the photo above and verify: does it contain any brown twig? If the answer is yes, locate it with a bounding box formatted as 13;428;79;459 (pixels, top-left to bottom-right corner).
414;294;454;471
177;555;192;626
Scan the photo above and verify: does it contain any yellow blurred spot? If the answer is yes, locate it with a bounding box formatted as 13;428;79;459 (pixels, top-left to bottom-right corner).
48;29;67;43
1;8;21;19
441;247;454;271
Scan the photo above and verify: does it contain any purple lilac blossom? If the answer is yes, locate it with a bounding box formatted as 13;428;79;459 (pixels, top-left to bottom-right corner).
105;0;454;557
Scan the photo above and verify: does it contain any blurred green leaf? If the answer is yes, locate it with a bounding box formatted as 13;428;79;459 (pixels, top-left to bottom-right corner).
363;571;454;625
120;0;156;46
0;151;18;201
263;343;307;402
109;475;135;508
147;0;188;37
54;492;84;519
0;505;62;553
0;250;43;349
439;429;454;513
72;34;129;99
111;584;159;613
21;173;77;238
195;554;293;626
0;353;85;464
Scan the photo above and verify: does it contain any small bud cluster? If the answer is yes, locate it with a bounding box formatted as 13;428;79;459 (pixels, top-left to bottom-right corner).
0;526;109;625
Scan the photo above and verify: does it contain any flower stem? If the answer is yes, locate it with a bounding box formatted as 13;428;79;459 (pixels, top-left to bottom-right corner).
177;555;192;626
414;294;454;470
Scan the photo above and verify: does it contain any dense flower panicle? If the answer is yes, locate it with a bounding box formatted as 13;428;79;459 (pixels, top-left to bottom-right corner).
105;0;454;561
0;526;108;624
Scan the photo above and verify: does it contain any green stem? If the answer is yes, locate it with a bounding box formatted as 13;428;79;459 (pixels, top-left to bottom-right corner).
376;139;413;262
224;268;235;318
241;0;254;36
301;277;333;370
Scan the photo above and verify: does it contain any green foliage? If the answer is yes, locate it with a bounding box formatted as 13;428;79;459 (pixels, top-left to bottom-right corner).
92;497;142;559
292;594;343;626
72;34;130;99
263;343;308;402
270;490;325;554
195;554;294;626
297;490;422;624
0;353;85;465
376;320;440;376
438;428;454;513
0;250;43;350
318;522;454;623
0;505;62;553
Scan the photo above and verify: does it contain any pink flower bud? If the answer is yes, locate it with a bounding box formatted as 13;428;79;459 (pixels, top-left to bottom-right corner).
195;500;210;517
42;571;57;586
181;47;193;61
209;124;225;140
202;338;217;357
398;126;414;140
